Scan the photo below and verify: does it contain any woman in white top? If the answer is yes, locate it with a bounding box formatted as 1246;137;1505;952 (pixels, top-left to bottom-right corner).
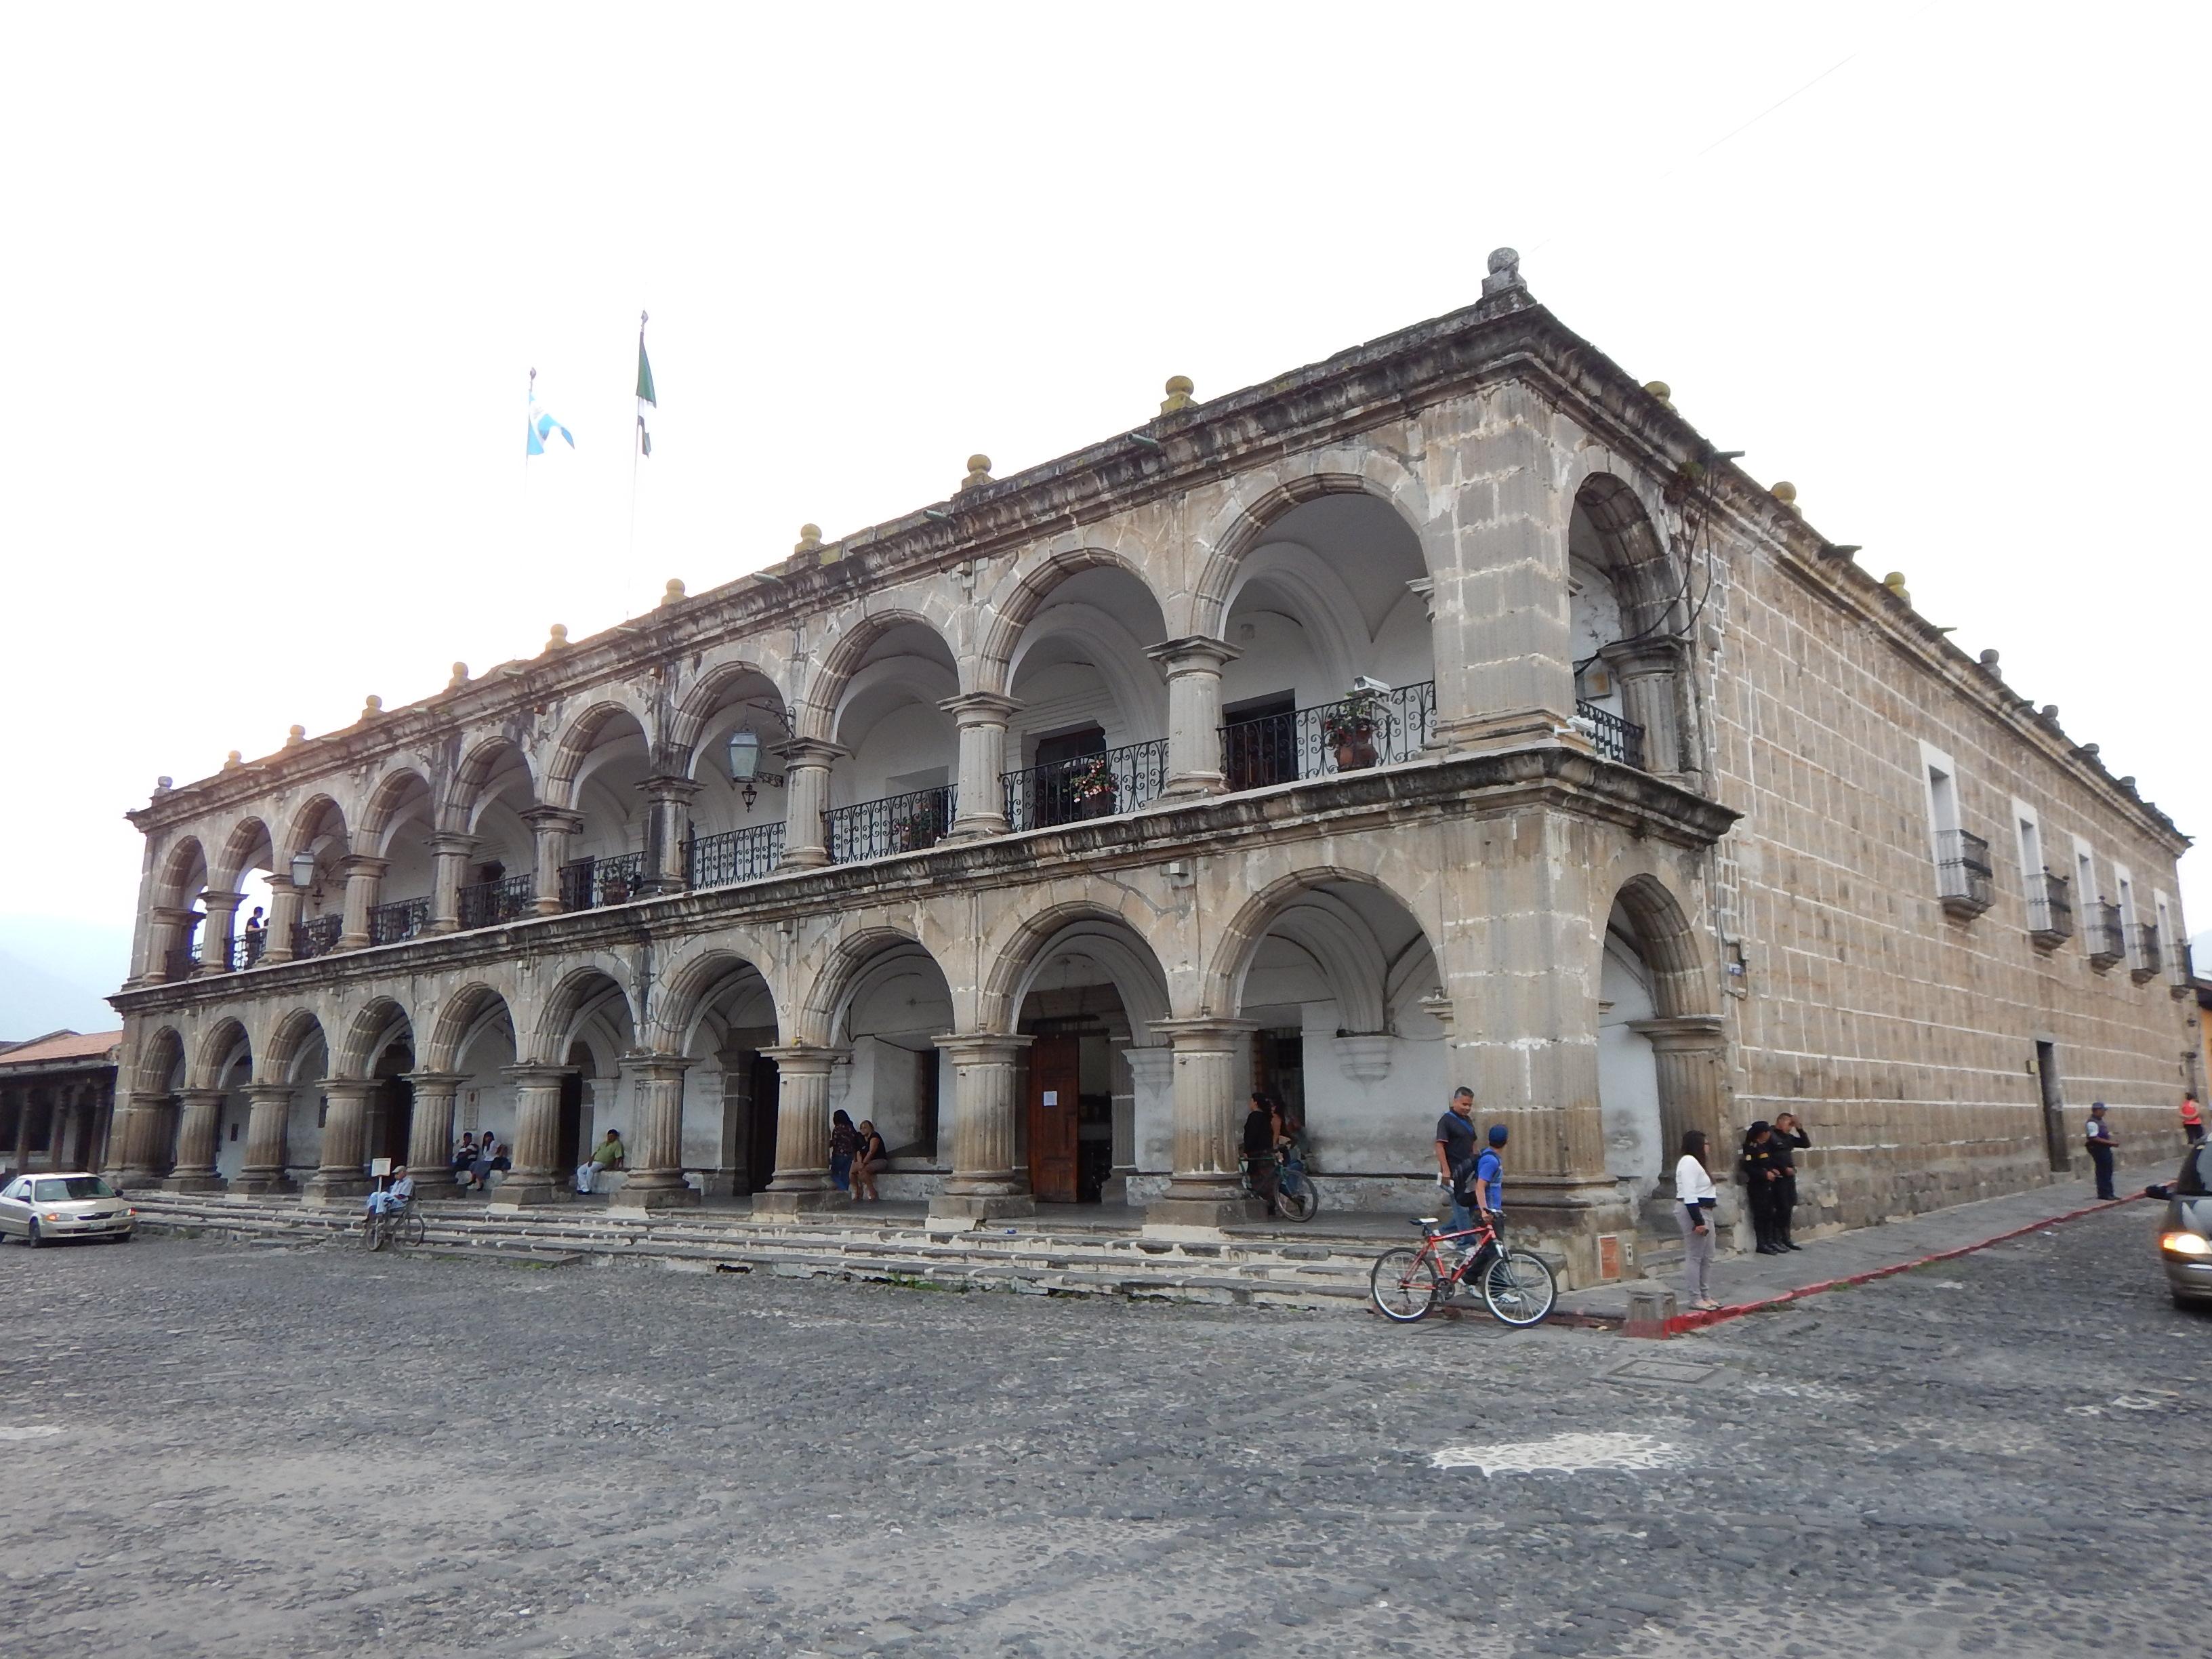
1675;1130;1721;1311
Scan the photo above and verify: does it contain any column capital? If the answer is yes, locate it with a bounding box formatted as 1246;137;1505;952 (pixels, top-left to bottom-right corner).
775;738;850;770
198;888;245;915
933;1032;1033;1063
241;1081;295;1104
402;1070;469;1092
501;1063;573;1088
1599;634;1691;677
1628;1014;1727;1052
1149;1016;1260;1052
636;775;703;805
173;1086;224;1105
520;805;584;834
151;905;201;928
937;691;1022;726
427;832;478;857
619;1050;699;1082
759;1043;842;1078
340;853;390;878
318;1077;376;1100
1145;634;1240;676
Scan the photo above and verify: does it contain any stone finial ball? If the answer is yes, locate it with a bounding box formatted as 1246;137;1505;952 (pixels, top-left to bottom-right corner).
224;750;243;766
452;661;468;677
1883;571;1907;588
1488;247;1520;273
1979;649;2000;667
2041;704;2060;720
545;624;570;652
363;695;383;713
1165;375;1194;396
287;724;306;744
661;579;686;605
800;524;821;541
966;455;991;474
157;775;173;790
1643;380;1672;403
1771;480;1798;507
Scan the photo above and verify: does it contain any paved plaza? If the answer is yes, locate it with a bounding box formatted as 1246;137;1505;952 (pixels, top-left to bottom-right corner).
2;1206;2204;1658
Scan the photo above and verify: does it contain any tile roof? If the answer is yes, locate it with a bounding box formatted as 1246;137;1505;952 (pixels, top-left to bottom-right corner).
0;1029;123;1070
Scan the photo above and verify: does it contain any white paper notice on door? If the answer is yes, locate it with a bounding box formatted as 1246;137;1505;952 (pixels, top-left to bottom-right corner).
1042;1090;1059;1105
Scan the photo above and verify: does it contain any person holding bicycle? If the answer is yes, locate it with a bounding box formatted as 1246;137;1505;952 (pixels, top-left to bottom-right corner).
1243;1092;1280;1218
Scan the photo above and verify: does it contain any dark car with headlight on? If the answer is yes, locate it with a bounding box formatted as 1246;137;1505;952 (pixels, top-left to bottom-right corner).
2145;1143;2212;1308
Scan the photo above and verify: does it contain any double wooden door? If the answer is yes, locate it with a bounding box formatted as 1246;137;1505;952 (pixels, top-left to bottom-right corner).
1026;1034;1082;1203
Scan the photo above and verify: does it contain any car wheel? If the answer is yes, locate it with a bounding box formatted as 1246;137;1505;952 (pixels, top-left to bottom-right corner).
25;1219;43;1249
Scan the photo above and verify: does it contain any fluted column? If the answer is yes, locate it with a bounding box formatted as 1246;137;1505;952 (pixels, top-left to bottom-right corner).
752;1045;847;1217
164;1088;227;1191
195;890;244;978
115;1090;176;1188
1601;637;1694;785
636;777;701;895
521;808;583;916
237;1083;295;1193
427;834;476;934
930;1033;1033;1220
496;1064;568;1206
612;1053;701;1208
262;878;303;964
337;855;388;951
939;694;1020;840
1145;636;1238;798
775;741;846;869
302;1081;373;1202
1145;1017;1261;1227
403;1071;466;1184
146;906;200;983
1631;1015;1729;1166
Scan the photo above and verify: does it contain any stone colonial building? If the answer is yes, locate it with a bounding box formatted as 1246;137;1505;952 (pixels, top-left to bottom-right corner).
1;1029;120;1179
105;253;2194;1284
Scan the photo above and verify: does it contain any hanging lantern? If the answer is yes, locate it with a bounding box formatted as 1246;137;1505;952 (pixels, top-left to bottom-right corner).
289;849;317;890
727;726;761;783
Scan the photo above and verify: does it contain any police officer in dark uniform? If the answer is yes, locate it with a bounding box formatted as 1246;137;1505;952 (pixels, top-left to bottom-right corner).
1740;1120;1786;1254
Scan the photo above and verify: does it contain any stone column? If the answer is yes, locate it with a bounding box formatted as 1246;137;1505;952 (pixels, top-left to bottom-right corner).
521;808;583;915
616;1053;701;1208
195;890;245;977
930;1033;1034;1220
164;1088;227;1191
146;906;200;982
403;1071;466;1185
337;855;388;951
115;1090;175;1187
774;741;846;869
752;1045;847;1216
1145;1017;1261;1227
496;1064;568;1206
426;834;476;934
1429;403;1580;753
262;877;303;963
1631;1015;1730;1166
939;694;1021;839
717;1046;754;1197
237;1084;295;1193
303;1081;373;1202
1145;637;1238;798
1601;637;1694;785
1117;1044;1174;1204
638;777;702;894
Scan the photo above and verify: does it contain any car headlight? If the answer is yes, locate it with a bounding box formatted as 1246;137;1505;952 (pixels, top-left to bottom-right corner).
42;1212;63;1222
2160;1231;2212;1258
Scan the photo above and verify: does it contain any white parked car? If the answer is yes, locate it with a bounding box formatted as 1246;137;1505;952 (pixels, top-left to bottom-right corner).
0;1172;138;1246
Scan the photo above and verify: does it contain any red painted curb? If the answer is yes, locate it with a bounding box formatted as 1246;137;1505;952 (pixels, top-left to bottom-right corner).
1649;1193;2147;1334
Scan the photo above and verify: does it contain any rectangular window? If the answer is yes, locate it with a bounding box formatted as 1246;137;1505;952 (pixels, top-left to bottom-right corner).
2072;838;2100;956
2116;865;2139;968
2013;800;2054;934
2156;891;2181;983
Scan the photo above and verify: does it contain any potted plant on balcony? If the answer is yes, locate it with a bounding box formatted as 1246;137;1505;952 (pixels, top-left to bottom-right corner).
896;806;942;853
1322;687;1384;771
1069;753;1119;819
600;872;632;905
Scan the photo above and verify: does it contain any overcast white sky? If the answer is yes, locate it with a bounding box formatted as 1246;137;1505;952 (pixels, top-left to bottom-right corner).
3;2;2205;1034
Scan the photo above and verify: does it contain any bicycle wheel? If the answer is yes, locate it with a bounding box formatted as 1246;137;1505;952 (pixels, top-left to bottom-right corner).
1277;1177;1319;1223
1481;1249;1557;1327
1370;1246;1443;1322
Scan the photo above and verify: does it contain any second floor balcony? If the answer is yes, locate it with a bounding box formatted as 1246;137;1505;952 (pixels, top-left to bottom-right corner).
1936;828;1995;919
2027;869;2074;947
826;785;956;863
2087;902;2127;970
1217;681;1437;791
2131;922;2163;984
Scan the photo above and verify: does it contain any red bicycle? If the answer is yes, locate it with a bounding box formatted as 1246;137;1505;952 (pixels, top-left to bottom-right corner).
1369;1212;1557;1326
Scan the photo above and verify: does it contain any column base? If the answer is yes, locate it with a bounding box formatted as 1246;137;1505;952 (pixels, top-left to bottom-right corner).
161;1173;228;1194
1496;1175;1637;1290
1144;1195;1263;1229
1430;709;1582;754
943;817;1011;842
1156;773;1229;800
301;1176;371;1204
609;1177;701;1210
927;1192;1036;1224
752;1187;851;1220
777;848;831;870
487;1178;560;1208
234;1172;295;1196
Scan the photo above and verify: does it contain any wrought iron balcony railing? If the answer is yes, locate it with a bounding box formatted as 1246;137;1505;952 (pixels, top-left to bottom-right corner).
688;822;785;890
825;785;956;864
292;914;344;961
1936;828;1994;919
1576;701;1647;769
459;872;535;930
163;945;200;981
368;896;432;947
2027;869;2073;947
2131;922;2162;983
560;851;649;912
232;929;268;971
1218;680;1437;792
2087;902;2126;969
1004;738;1170;832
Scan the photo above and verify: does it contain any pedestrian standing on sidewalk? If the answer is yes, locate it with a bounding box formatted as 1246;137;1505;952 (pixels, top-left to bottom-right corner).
1433;1086;1479;1237
2181;1093;2205;1146
2085;1103;2119;1200
1243;1092;1279;1218
1740;1120;1786;1253
1675;1130;1721;1312
1769;1112;1810;1252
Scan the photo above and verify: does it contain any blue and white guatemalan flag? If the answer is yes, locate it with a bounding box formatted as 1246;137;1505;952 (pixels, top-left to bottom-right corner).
526;371;574;457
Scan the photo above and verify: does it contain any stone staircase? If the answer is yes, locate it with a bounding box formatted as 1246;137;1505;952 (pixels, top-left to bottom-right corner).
128;1195;1393;1312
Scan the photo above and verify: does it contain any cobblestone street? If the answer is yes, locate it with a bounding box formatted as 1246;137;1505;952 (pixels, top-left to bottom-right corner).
2;1206;2204;1658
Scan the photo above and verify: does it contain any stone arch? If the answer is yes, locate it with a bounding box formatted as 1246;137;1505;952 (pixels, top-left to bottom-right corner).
190;1017;252;1092
260;1008;329;1084
975;547;1170;695
795;609;957;743
443;733;539;834
357;764;438;857
793;924;944;1047
1218;540;1371;703
666;656;791;762
134;1025;186;1094
211;817;276;890
652;944;783;1055
1569;467;1680;640
1200;865;1437;1019
154;836;209;910
281;794;350;865
1608;872;1713;1021
525;963;638;1067
544;699;653;811
1189;453;1438;639
977;901;1174;1035
1603;869;1726;1175
424;981;515;1073
336;995;415;1079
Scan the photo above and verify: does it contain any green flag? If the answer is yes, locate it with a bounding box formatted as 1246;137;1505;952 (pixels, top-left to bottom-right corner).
636;311;655;458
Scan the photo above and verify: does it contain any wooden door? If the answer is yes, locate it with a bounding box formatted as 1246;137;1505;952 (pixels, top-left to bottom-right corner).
748;1052;781;1192
1026;1035;1082;1203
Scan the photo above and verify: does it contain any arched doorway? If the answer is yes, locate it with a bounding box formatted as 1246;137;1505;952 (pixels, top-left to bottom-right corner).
1600;876;1726;1229
664;951;781;1195
831;940;954;1190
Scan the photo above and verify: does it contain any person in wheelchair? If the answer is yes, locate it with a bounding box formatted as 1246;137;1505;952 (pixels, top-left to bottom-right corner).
365;1164;415;1216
